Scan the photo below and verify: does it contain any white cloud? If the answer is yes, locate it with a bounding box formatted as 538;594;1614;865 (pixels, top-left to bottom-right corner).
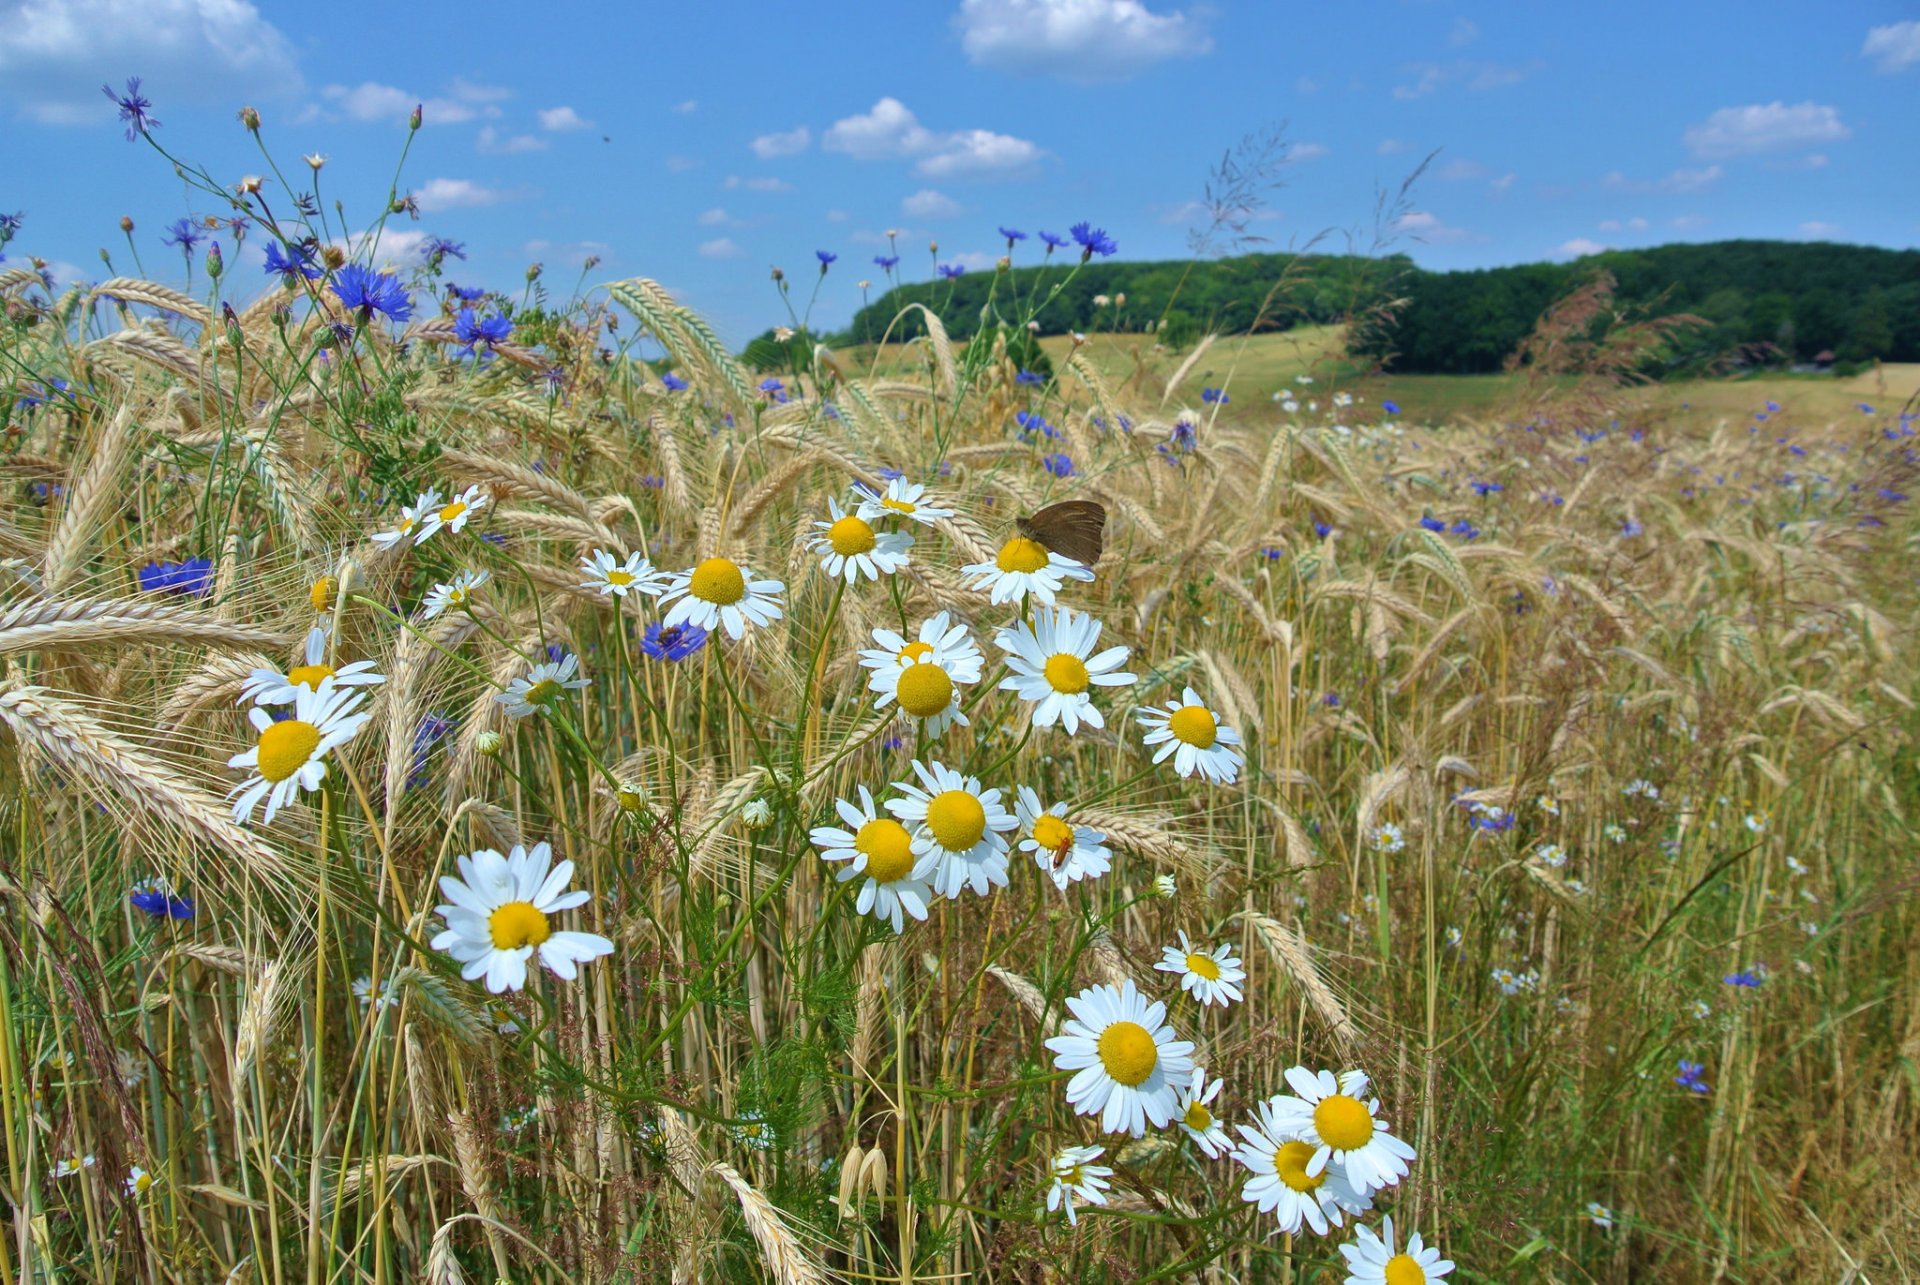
944;250;1000;272
538;105;593;132
672;99;698;113
1392;210;1475;244
1489;172;1516;194
1862;20;1920;73
1449;17;1479;47
523;238;608;266
1602;165;1723;194
723;175;793;192
665;155;701;173
321;80;508;126
1295;76;1320;94
1629;216;1649;230
826;209;849;222
1683;102;1850;158
1378;138;1409;156
697;207;731;226
822;97;1042;177
1669;214;1709;232
332;228;428;271
1797;220;1842;240
1437;158;1486;181
1558;237;1609;257
414;178;517;212
1393;60;1535;100
0;0;303;122
1288;142;1329;162
956;0;1211;82
1598;217;1651;233
751;125;812;158
477;125;547;154
902;188;963;219
698;237;744;260
1157;199;1209;225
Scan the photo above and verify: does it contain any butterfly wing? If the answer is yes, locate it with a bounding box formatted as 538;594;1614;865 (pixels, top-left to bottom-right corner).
1017;500;1107;566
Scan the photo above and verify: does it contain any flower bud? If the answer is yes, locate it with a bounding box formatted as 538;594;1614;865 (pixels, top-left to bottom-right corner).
238;105;261;131
235;175;263;196
119;215;134;234
309;574;339;613
525;262;543;283
322;244;346;269
1153;873;1177;899
475;730;504;757
741;798;774;830
409;103;423;131
304;153;327;171
205;242;223;279
770;265;785;282
996;255;1010;272
615;781;649;814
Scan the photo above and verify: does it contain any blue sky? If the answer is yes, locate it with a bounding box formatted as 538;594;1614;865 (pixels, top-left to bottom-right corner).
2;0;1916;343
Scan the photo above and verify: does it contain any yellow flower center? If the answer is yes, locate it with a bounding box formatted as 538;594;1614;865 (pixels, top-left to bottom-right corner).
1185;952;1221;980
1168;705;1218;748
606;569;635;586
1313;1093;1375;1151
438;500;468;523
995;537;1051;574
827;515;877;556
1031;813;1074;853
286;663;334;690
896;661;954;718
524;679;562;706
615;787;646;813
1275;1140;1325;1193
896;640;934;663
131;1171;152;1194
882;496;917;514
1384;1254;1427;1285
1095;1021;1158;1086
925;788;986;852
1183;1100;1214;1132
690;558;746;605
855;817;916;883
396;515;418;534
256;719;321;784
310;575;338;611
487;900;551;949
1042;653;1090;693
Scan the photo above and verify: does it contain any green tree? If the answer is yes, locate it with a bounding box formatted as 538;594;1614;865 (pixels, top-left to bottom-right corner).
1845;288;1893;361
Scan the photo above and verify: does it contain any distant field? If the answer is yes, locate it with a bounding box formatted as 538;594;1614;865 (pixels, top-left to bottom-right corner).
835;326;1920;425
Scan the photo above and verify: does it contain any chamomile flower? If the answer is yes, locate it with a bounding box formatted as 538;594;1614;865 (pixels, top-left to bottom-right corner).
809;497;914;582
1014;786;1111;890
855;476;953;527
353;975;401;1010
1154;931;1246;1007
240;625;385;707
1136;687;1245;784
1173;1069;1233;1158
886;760;1016;898
1587;1201;1614;1229
1233;1096;1372;1235
53;1154;95;1178
227;678;371;824
580;548;665;599
423;570;489;619
995;606;1134;733
495;652;591;719
1044;979;1196;1137
863;616;983;736
124;1166;155;1196
810;787;937;933
659;557;786;640
1261;1067;1417;1195
372;488;442;550
1045;1145;1113;1225
1339;1215;1454;1285
429;841;614;993
961;536;1094;606
416;483;488;543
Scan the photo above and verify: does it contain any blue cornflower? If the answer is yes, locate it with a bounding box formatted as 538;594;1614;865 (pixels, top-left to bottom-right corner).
263;241;320;283
1419;514;1447;533
1723;969;1764;989
1042;453;1075;478
162;218;204;254
103;77;160;141
16;378;72;411
639;474;664;489
0;211;21;245
1878;488;1907;503
480;532;508;546
1451;519;1480;540
1674;1060;1709;1094
1382;400;1400;415
879;466;905;480
1201;387;1228;404
1471;480;1503;496
1014;409;1057;440
1313;520;1332;538
407;711;453;790
1166;418;1196;453
873;254;900;270
661;371;689;391
1069;222;1118;259
1015;369;1045;385
331;264;414;324
641;622;708;662
447;283;486;303
129;880;194;920
544;643;571;664
421;236;467;265
137;558;214;597
1322;692;1341;708
453;307;513;359
1765;400;1781;413
881;734;906;751
815;250;836;270
1259;546;1284;561
1621;518;1643;537
1037;230;1069;251
999;226;1027;244
937;263;966;279
1577;428;1606;444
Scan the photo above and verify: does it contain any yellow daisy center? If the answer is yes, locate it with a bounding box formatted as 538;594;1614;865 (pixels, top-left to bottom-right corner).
615;787;646;813
131;1172;152;1194
1385;1255;1427;1285
1183;1100;1214;1132
827;515;877;556
438;500;467;524
690;558;746;605
882;496;917;514
487;900;551;949
1275;1140;1325;1193
256;719;321;784
1168;705;1219;749
397;515;417;534
1042;653;1090;693
896;640;934;663
925;788;986;852
855;817;916;883
996;537;1051;574
309;575;338;611
1313;1093;1376;1151
896;661;954;718
1095;1021;1158;1086
1031;813;1074;854
606;568;635;586
524;678;563;706
286;663;334;689
1185;952;1221;980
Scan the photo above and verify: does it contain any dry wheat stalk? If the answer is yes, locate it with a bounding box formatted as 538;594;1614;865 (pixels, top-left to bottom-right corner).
0;594;292;657
1237;911;1358;1048
705;1162;832;1285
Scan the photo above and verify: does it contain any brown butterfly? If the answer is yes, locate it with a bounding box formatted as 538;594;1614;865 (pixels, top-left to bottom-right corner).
1017;500;1107;567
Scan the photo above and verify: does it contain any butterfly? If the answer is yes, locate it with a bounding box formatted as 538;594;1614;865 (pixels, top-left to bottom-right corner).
1016;500;1106;567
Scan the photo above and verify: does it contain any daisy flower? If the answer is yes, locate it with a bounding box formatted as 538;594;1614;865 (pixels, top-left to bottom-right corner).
1136;687;1245;784
423;570;489;620
862;615;984;736
1339;1215;1454;1285
430;841;614;993
1044;979;1196;1137
1233;1096;1372;1235
580;548;665;599
995;606;1134;734
659;557;785;641
1260;1067;1417;1195
1154;931;1247;1007
227;677;371;825
371;488;442;550
885;759;1016;899
416;483;488;544
240;625;386;707
1174;1068;1233;1159
124;1166;155;1196
855;476;954;527
496;652;591;719
961;536;1094;606
1587;1201;1614;1229
1045;1145;1113;1226
1014;786;1111;890
53;1155;95;1178
809;497;914;583
353;975;401;1010
810;786;937;933
857;612;981;684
